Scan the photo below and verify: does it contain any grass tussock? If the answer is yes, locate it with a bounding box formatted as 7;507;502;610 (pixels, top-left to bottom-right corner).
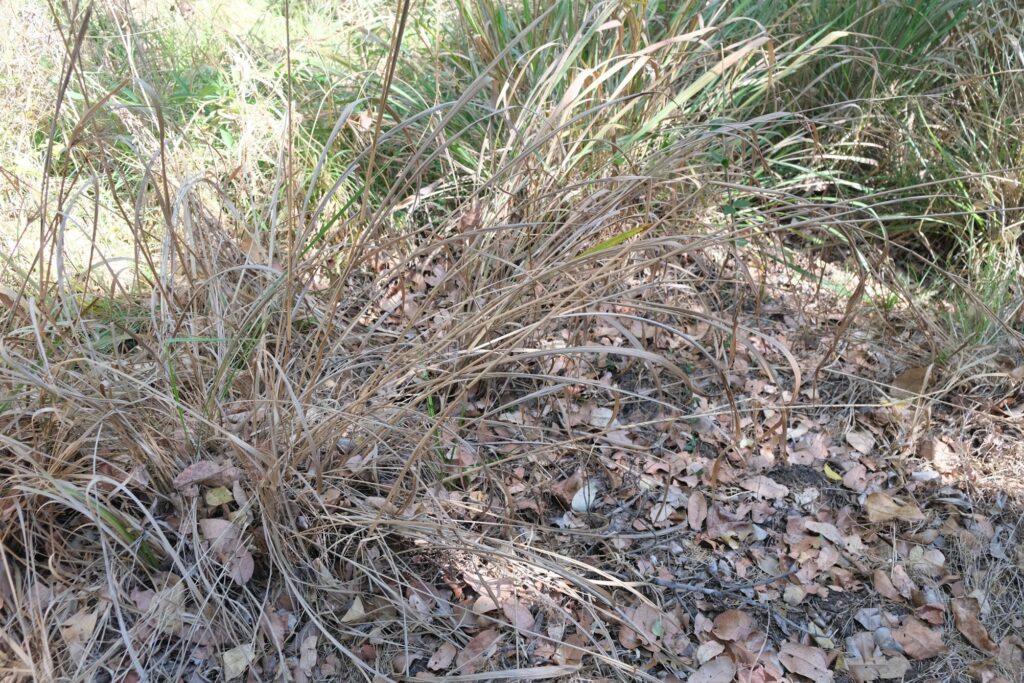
1;0;1023;681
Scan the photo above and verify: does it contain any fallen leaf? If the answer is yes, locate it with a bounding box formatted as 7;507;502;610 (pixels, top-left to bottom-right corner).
906;546;945;578
688;655;737;683
649;502;676;525
627;603;668;650
951;597;996;652
174;461;242;494
892;367;930;398
428;641;457;671
147;581;186;636
688;491;707;531
696;640;726;664
843;464;869;492
356;643;376;662
739;475;789;500
342;596;367;623
779;642;833;682
222;643;255;680
805;521;851;550
889;564;917;599
550;472;583;507
554;633;587;666
846;631;910;682
893;617;946;659
783;584;806;605
865;492;925;523
456;629;500;673
914;603;946;625
846;429;875;455
501;599;536;632
259;606;291;649
618;622;641;650
60;608;99;664
997;635;1024;673
711;609;756;642
473;594;499;615
199;518;254;585
299;635;318;675
205;486;234;506
918;438;960;474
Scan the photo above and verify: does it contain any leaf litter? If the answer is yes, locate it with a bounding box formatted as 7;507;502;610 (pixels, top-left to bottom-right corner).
4;242;1023;683
3;59;1024;683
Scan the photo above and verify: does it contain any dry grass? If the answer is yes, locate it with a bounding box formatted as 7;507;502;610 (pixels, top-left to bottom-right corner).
1;0;1023;681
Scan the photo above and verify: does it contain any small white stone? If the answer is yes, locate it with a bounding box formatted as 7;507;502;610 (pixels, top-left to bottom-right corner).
571;478;602;513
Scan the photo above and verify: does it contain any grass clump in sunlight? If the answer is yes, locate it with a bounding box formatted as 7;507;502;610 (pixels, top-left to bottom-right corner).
1;0;1022;680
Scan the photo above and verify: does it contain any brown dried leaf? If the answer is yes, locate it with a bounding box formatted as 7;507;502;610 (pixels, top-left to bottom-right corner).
918;438;960;474
843;464;869;492
893;617;946;659
174;460;242;494
846;632;910;682
779;642;834;682
688;491;707;531
711;609;756;642
456;629;500;673
146;580;186;636
907;546;945;578
550;472;583;507
688;655;737;683
627;603;666;650
739;475;789;500
892;367;929;398
914;603;946;625
951;597;997;652
865;492;925;523
554;633;587;666
299;635;318;675
696;640;726;664
259;606;291;649
618;622;641;649
199;518;254;585
428;641;457;671
997;635;1024;673
649;502;676;526
342;596;367;623
846;429;875;455
222;643;255;680
501;599;536;633
60;608;98;664
805;521;851;550
889;564;917;599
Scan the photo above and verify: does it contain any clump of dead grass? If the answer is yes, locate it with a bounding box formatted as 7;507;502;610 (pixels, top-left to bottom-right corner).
1;0;1023;681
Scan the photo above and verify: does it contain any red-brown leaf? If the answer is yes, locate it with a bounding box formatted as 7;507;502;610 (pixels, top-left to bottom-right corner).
456;629;500;673
893;617;946;660
951;597;996;652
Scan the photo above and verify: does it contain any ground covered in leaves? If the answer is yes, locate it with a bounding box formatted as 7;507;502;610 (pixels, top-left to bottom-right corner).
2;237;1022;683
